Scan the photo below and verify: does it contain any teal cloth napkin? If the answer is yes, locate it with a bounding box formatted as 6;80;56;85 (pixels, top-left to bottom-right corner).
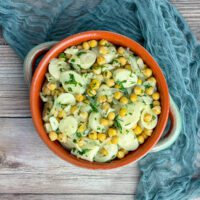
0;0;199;199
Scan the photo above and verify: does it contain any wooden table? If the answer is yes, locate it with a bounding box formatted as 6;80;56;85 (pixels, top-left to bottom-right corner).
0;1;199;199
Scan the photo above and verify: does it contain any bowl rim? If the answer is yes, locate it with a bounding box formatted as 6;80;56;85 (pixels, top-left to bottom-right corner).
30;30;169;170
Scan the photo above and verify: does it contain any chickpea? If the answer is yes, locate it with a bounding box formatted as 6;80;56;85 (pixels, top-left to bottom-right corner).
134;86;142;95
152;106;161;115
114;91;123;100
118;57;127;66
100;118;109;126
137;79;143;85
108;120;114;126
97;56;106;65
117;47;125;55
77;138;85;147
142;132;148;140
108;112;116;120
87;88;97;97
97;95;107;103
153;100;160;106
75;94;84;102
100;148;109;156
58;110;66;119
80;112;88;121
124;64;132;71
117;150;125;159
148;77;156;84
120;96;129;104
88;40;98;48
111;136;119;144
143;68;152;77
144;113;152;122
152;92;160;100
78;123;86;133
108;128;117;137
58;133;67;143
102;102;110;111
97;133;107;142
70;105;78;114
134;125;143;135
114;84;120;89
92;65;101;75
130;93;137;102
99;39;108;46
145;87;154;95
90;79;101;90
143;129;153;136
42;86;51;95
47;83;57;91
82;41;90;50
88;132;97;140
137;135;145;144
99;46;108;54
105;79;115;87
49;131;58;141
119;108;127;117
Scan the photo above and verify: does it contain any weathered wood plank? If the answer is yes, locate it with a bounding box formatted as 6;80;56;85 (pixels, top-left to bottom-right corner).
0;194;135;200
0;118;139;194
0;46;30;117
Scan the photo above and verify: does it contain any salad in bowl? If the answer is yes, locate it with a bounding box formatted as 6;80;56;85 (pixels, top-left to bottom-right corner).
40;39;161;163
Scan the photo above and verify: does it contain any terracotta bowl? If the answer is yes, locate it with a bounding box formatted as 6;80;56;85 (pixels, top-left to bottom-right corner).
30;31;170;169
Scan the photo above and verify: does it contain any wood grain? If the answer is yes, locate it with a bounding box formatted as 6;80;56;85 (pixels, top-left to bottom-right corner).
0;194;135;200
0;118;139;194
0;1;199;200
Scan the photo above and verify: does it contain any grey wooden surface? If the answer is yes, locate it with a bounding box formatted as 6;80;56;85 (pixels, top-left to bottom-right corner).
0;1;200;200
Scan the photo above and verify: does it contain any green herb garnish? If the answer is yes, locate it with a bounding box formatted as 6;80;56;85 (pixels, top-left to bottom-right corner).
114;116;122;132
116;80;128;95
76;132;82;138
77;51;87;57
73;139;77;143
152;115;156;120
65;73;82;87
88;96;99;112
70;59;75;63
144;84;152;89
68;87;73;92
59;53;66;59
78;149;90;155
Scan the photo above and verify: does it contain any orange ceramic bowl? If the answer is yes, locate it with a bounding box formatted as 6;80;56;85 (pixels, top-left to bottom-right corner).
30;31;169;170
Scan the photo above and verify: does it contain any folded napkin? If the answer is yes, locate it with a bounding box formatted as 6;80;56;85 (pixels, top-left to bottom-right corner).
0;0;199;199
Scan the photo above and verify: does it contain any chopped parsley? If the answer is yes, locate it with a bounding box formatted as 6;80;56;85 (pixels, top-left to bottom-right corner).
73;139;77;143
70;58;75;63
144;84;152;89
114;116;122;132
76;132;82;138
150;104;153;108
88;97;99;112
77;51;87;57
90;102;99;112
78;149;91;155
59;53;66;59
65;73;82;87
125;122;131;126
116;80;128;95
152;115;156;120
59;68;66;72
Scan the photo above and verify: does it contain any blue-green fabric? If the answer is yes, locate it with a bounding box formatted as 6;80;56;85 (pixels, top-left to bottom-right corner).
0;0;200;199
